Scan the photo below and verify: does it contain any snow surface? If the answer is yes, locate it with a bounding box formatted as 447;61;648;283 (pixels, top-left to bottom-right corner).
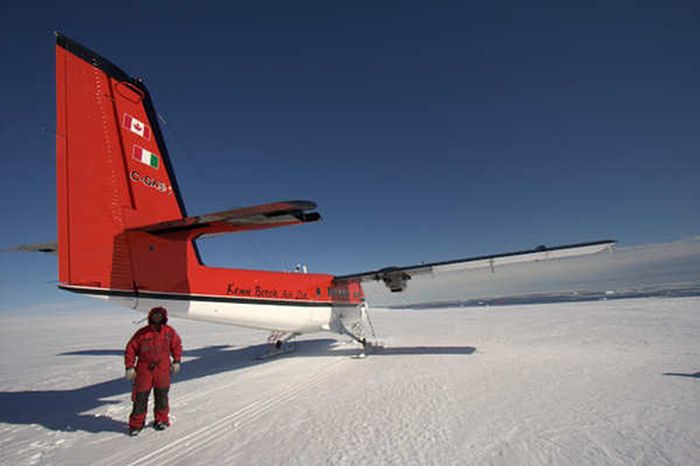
0;297;698;465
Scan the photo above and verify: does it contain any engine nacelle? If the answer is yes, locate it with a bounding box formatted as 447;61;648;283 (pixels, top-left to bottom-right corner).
380;269;412;292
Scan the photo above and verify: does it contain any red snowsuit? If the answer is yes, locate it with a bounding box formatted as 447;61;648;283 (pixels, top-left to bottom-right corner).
125;307;182;430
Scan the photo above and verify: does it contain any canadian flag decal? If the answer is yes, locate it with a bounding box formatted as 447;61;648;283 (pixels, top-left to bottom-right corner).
123;113;152;140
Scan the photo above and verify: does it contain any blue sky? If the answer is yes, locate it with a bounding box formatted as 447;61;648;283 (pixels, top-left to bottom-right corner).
1;1;699;309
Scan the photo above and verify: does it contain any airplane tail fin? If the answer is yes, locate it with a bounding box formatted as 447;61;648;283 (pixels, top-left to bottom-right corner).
56;34;187;291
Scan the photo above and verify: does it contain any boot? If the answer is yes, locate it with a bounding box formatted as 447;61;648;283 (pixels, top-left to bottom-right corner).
154;421;168;431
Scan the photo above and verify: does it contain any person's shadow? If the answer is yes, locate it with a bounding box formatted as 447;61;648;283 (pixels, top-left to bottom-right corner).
0;339;476;433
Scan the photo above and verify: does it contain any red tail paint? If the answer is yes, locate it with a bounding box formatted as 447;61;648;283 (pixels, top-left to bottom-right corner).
55;35;363;307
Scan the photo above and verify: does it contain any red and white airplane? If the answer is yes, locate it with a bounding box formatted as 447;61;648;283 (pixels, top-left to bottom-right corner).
17;34;615;353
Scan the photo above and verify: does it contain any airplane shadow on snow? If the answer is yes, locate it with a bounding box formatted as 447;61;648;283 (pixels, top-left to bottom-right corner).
663;371;700;379
0;339;476;434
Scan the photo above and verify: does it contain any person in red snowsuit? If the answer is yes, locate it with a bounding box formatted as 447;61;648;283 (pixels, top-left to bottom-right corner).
124;306;182;435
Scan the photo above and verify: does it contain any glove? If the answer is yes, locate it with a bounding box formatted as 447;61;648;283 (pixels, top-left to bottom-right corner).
125;367;136;381
171;362;181;374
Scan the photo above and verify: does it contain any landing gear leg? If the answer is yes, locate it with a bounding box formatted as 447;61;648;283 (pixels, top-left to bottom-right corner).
257;331;299;360
341;302;382;358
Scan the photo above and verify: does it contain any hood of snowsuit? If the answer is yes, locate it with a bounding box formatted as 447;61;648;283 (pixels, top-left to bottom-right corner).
148;306;168;326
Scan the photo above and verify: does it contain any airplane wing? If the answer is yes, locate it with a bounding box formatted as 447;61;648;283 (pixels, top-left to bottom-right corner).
334;240;616;292
127;200;320;238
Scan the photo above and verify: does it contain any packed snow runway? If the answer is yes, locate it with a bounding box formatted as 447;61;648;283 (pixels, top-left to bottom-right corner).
0;297;698;465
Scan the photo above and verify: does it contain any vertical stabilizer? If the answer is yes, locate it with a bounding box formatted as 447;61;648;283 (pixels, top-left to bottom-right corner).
56;34;186;291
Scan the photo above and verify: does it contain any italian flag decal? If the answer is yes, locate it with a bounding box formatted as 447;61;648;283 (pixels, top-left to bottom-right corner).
132;145;160;169
123;113;151;140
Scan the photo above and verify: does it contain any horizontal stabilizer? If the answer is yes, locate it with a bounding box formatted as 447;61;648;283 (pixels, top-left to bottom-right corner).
2;242;59;255
335;240;616;292
128;200;320;238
